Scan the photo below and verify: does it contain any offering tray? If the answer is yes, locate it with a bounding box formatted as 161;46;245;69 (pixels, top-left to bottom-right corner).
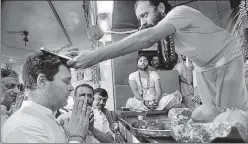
130;119;172;138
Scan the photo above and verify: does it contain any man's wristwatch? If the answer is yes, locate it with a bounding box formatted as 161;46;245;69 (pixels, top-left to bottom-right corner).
68;135;86;143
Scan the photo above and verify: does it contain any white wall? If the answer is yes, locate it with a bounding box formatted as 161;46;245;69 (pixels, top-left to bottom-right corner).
98;40;115;111
99;59;115;111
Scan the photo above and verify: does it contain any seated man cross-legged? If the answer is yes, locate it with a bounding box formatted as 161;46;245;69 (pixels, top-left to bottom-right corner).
126;55;182;111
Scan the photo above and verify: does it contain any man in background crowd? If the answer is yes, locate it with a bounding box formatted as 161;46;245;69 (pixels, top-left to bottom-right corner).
149;55;160;71
57;83;95;121
1;51;91;143
1;68;22;126
58;85;115;143
90;88;115;143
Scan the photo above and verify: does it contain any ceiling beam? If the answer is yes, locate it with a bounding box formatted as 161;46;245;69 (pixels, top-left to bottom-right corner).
47;0;73;52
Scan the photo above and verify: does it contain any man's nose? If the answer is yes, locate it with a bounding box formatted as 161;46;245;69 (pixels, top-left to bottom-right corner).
68;84;74;91
140;20;148;29
12;86;20;95
100;99;104;104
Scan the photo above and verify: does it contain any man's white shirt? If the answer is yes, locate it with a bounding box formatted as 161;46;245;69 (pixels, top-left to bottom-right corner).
1;101;67;143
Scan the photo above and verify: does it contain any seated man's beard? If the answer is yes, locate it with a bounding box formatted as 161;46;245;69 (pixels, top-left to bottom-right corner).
98;104;105;110
153;63;159;68
139;66;148;71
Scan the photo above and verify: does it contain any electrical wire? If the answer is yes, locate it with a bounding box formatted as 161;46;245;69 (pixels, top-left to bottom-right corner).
104;29;138;34
216;0;222;26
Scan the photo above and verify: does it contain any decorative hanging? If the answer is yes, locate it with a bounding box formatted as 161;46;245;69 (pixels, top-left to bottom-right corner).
157;34;177;70
168;34;177;64
88;25;104;41
82;0;101;85
233;0;248;60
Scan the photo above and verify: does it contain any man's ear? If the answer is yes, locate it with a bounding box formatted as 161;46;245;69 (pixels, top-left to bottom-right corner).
157;3;165;14
37;74;48;89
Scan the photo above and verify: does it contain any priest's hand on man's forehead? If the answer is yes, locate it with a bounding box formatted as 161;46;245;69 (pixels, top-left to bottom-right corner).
65;50;79;58
66;50;96;69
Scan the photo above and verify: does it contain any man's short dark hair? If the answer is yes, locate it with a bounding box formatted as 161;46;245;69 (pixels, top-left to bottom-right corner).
152;55;159;60
136;54;148;64
94;88;108;99
74;83;94;96
1;68;19;79
22;51;68;90
134;0;172;13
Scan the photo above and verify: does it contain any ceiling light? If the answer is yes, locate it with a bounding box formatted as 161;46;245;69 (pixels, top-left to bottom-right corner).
97;1;114;14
